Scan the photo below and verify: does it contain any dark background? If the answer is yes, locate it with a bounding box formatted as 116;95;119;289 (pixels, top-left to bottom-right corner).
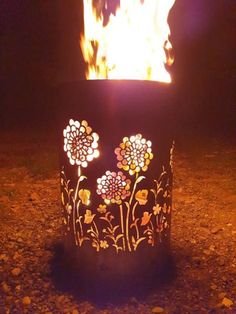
1;0;236;136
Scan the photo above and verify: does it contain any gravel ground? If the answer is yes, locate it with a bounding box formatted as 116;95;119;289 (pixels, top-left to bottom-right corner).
0;131;236;313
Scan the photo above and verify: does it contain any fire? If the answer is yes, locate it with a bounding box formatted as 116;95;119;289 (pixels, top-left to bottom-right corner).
80;0;175;82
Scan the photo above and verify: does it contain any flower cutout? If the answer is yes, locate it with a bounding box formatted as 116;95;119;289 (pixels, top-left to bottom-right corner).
153;204;161;215
115;134;153;175
97;171;131;204
100;240;109;249
97;204;107;214
141;211;152;226
84;209;95;224
163;203;171;214
63;119;99;167
79;189;90;206
135;189;148;205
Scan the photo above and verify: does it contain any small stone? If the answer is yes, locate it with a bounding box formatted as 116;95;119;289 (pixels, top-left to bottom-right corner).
211;227;222;234
218;292;226;299
22;296;31;305
210;283;217;290
11;267;21;276
2;282;10;293
0;253;8;262
57;295;65;303
218;258;225;266
29;192;40;202
13;252;21;260
152;306;164;313
72;310;79;314
200;222;208;228
222;297;233;307
15;285;21;291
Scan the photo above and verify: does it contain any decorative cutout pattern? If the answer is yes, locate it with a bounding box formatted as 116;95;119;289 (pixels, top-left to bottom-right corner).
115;134;153;175
63;119;99;167
97;171;131;204
61;119;173;253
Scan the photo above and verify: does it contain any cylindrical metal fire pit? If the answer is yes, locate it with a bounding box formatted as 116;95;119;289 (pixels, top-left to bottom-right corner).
59;80;175;297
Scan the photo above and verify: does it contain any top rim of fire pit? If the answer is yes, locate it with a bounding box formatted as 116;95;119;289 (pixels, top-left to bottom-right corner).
58;79;175;94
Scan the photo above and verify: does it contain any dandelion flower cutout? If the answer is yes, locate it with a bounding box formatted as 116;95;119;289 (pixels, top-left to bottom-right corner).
115;134;153;175
97;171;131;204
63;119;99;167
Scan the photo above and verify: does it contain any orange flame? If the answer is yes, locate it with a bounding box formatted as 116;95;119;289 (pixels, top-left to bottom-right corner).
81;0;175;82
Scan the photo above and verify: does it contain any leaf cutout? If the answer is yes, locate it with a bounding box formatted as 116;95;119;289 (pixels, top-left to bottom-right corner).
107;227;112;234
157;187;164;195
61;193;65;205
125;202;130;209
130;218;139;229
113;225;120;233
69;189;74;196
115;234;124;241
150;189;157;197
100;217;109;222
79;175;87;183
135;176;146;184
135;237;146;249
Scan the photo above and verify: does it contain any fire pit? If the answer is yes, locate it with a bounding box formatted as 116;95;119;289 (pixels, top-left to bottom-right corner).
58;0;176;297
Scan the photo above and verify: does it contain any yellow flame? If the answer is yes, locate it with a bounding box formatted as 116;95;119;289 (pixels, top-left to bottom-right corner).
81;0;175;82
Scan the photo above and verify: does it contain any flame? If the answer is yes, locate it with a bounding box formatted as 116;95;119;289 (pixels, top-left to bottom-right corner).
81;0;175;82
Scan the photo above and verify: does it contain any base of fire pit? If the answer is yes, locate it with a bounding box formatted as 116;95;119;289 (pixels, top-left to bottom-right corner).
57;80;176;297
52;241;175;300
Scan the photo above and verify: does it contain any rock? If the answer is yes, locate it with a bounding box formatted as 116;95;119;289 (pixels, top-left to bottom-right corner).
218;258;225;266
152;306;164;313
218;292;226;299
211;227;222;234
2;282;10;293
15;285;21;291
29;192;40;202
209;245;215;251
210;283;217;290
203;249;211;255
0;253;8;262
200;222;208;228
11;267;21;276
13;252;21;260
222;297;233;307
22;296;31;305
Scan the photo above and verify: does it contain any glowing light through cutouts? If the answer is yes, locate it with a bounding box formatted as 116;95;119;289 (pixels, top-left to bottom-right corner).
61;118;173;253
63;119;99;167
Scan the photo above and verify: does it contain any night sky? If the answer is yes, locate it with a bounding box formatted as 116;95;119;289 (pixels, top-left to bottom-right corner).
1;0;236;135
